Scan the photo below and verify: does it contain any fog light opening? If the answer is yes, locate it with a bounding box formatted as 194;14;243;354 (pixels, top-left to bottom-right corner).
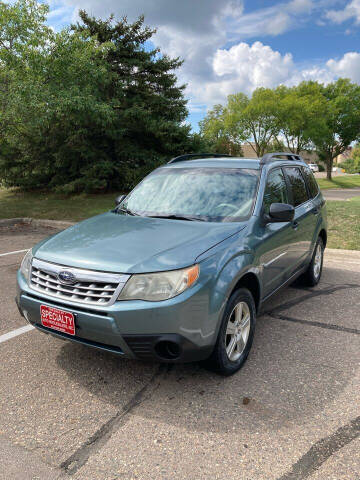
155;340;181;360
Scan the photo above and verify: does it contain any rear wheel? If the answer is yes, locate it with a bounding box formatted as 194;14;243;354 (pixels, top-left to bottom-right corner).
204;288;256;376
300;237;324;287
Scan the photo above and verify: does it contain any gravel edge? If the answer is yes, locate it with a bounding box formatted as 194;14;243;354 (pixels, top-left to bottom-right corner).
0;217;74;228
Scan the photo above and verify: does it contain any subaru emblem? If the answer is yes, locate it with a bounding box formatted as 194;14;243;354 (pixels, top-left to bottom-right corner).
58;271;76;285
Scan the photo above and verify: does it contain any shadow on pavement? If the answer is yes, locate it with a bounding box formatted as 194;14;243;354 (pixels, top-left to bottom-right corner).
56;276;358;435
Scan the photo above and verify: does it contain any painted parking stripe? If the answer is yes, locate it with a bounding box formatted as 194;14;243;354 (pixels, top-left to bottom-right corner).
0;325;34;344
0;249;28;257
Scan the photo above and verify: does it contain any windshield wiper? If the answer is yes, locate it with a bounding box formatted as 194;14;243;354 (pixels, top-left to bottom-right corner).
147;214;205;222
116;206;140;216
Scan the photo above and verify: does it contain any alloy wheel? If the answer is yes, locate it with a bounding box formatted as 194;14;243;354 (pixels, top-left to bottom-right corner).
313;244;322;279
225;301;251;362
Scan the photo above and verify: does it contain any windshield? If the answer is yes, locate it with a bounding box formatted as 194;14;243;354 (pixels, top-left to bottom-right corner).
118;167;259;222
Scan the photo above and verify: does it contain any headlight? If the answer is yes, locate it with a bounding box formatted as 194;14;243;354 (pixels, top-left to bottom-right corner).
118;264;199;302
20;249;33;282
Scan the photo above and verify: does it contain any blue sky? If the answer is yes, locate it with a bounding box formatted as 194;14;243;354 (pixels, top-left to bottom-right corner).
46;0;360;130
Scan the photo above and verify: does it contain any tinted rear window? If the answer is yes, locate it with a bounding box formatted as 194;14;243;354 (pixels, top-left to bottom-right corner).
302;167;319;198
284;167;309;207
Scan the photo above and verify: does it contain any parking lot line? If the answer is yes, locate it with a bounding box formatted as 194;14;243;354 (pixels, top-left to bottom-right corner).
0;325;34;344
0;249;28;257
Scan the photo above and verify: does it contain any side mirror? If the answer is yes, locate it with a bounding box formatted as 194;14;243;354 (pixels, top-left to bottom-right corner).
266;203;295;223
115;194;126;207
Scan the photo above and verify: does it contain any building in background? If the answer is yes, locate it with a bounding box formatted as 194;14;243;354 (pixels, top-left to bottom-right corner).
240;143;320;164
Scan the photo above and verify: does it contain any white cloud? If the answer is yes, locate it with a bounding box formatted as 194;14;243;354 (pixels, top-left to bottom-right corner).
325;0;360;24
226;0;314;39
213;42;293;85
188;42;360;107
53;0;360;117
327;51;360;81
288;0;314;14
188;42;293;105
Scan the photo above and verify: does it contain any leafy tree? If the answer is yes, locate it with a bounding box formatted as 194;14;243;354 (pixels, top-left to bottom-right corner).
70;11;192;191
199;104;243;155
0;3;193;192
273;83;326;154
352;145;360;170
0;0;50;137
340;144;360;173
218;89;279;157
311;79;360;180
0;23;116;191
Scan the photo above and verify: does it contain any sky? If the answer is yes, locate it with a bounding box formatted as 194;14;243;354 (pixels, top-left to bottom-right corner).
46;0;360;130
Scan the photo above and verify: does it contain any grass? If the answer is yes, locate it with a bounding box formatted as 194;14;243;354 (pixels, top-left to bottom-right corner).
317;176;360;190
326;197;360;250
1;187;359;250
0;188;115;222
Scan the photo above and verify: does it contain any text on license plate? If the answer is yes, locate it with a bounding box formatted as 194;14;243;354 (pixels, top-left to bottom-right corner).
40;305;75;336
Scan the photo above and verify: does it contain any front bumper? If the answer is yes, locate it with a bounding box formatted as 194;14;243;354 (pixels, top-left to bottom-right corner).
16;271;215;363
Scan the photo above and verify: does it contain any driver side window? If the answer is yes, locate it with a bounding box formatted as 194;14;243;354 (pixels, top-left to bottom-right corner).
263;169;288;214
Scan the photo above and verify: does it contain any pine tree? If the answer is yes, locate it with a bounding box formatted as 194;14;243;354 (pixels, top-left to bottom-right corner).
72;12;191;191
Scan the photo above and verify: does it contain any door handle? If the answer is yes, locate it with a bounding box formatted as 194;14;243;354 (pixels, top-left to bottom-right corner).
292;221;299;229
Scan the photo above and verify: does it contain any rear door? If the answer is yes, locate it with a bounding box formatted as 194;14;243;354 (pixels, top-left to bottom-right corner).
259;168;296;297
283;166;315;270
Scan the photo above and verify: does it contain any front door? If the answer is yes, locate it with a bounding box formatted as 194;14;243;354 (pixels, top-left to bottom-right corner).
258;168;296;297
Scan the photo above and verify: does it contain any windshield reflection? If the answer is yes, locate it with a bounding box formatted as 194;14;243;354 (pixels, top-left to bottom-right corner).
119;167;259;222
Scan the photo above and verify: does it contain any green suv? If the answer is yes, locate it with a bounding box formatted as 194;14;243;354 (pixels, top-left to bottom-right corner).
16;152;327;375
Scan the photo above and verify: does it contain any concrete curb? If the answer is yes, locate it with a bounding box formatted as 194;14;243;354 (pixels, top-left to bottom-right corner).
0;217;74;229
325;248;360;260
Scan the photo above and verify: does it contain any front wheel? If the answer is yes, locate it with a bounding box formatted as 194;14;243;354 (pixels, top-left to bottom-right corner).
204;288;256;376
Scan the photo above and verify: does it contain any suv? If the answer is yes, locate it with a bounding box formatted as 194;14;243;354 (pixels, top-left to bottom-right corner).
16;152;327;375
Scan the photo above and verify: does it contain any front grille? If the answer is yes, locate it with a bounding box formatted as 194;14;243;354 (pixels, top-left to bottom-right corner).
30;258;129;306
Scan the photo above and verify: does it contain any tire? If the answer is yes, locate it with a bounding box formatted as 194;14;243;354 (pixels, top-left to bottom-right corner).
204;288;256;376
300;237;324;287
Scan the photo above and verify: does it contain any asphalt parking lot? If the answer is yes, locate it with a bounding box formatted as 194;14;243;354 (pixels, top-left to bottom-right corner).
0;223;359;480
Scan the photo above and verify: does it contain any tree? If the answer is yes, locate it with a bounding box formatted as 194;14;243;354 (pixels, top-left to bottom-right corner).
223;89;280;157
199;104;243;155
0;3;193;192
70;11;191;191
273;83;326;154
311;79;360;180
340;144;360;173
0;0;51;137
0;21;116;191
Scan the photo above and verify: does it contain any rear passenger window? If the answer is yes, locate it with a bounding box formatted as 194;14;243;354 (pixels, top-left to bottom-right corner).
302;167;319;198
284;167;309;207
263;169;288;214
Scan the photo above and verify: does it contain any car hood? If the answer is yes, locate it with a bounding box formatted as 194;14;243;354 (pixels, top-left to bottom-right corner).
33;212;246;273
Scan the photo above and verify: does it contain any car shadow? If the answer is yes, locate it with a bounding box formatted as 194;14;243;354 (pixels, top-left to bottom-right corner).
56;275;357;435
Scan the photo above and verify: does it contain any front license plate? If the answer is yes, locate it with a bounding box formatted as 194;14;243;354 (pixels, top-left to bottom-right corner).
40;305;75;336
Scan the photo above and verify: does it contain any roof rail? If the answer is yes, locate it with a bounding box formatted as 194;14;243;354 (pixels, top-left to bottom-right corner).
168;153;235;164
261;152;304;164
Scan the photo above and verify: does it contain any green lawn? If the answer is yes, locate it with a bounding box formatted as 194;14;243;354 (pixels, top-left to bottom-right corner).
317;176;360;190
326;197;360;250
0;188;115;222
1;188;359;250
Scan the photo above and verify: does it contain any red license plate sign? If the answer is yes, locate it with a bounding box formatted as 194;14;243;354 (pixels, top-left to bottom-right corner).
40;305;75;336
